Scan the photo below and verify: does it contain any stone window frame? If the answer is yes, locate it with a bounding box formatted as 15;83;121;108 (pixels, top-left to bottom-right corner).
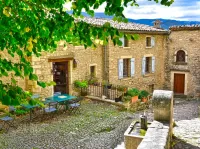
118;56;135;80
174;49;188;64
89;64;97;77
146;36;155;48
119;35;131;49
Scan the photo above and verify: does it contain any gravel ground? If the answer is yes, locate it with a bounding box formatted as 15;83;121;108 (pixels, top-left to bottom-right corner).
0;98;199;149
0;100;138;149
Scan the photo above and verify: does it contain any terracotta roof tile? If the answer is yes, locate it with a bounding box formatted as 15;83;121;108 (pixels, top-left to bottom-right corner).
78;17;167;33
170;25;200;31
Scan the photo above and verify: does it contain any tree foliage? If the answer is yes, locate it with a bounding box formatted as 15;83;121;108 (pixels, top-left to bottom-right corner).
0;0;173;105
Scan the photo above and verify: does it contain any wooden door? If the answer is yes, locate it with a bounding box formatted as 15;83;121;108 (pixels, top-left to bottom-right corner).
174;73;185;94
53;61;69;94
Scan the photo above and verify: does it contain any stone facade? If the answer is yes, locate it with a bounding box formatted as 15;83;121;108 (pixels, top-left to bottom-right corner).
165;27;200;97
29;42;104;97
1;18;200;98
108;33;168;92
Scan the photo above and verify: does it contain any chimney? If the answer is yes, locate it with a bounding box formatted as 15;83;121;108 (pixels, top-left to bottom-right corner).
153;20;161;29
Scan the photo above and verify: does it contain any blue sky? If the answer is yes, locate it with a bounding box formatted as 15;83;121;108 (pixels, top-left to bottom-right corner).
123;0;200;21
64;0;200;21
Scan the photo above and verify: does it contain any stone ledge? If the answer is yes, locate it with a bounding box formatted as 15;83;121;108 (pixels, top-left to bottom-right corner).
85;96;126;108
137;121;170;149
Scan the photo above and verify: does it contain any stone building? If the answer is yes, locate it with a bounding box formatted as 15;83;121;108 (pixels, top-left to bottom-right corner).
27;17;168;98
2;17;200;98
165;25;200;97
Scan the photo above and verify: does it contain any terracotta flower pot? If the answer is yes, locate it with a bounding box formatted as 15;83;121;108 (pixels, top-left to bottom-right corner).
132;96;138;103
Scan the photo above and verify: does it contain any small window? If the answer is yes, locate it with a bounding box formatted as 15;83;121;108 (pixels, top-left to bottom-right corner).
176;50;185;62
124;37;129;47
146;37;155;48
123;59;130;77
119;36;129;47
146;37;151;47
90;66;96;77
145;57;151;73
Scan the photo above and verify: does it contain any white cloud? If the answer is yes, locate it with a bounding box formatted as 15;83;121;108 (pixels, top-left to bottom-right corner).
64;0;200;21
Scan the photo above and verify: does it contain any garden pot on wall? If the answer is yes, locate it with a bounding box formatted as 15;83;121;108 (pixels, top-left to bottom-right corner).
132;96;138;103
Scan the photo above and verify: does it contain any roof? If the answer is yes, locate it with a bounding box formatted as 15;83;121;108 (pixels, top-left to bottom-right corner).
170;25;200;31
78;17;168;33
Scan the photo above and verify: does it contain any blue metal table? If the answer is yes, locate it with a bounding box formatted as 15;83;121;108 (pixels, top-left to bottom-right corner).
45;94;77;110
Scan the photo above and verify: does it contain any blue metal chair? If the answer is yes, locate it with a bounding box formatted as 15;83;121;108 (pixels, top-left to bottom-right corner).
0;116;16;132
68;97;84;114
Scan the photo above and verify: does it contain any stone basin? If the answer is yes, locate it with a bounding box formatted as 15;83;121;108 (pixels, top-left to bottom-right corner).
124;121;151;149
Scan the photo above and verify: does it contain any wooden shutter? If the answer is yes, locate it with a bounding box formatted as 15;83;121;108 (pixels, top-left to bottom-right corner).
152;56;155;73
130;58;135;77
151;37;155;47
142;57;146;75
118;59;123;79
119;36;124;47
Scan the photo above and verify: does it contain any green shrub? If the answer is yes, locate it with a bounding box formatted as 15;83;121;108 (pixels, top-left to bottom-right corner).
122;96;132;102
117;86;127;92
74;80;88;88
139;90;149;99
15;109;28;116
127;88;140;97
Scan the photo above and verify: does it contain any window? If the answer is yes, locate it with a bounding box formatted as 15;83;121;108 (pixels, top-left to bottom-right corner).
118;58;135;79
146;37;155;48
119;36;129;47
90;65;96;77
142;56;155;75
123;59;130;77
124;37;129;47
145;57;151;73
176;50;186;62
149;84;154;93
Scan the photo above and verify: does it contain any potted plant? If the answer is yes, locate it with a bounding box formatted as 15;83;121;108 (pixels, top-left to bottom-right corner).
117;86;127;92
127;88;140;103
102;80;112;89
139;90;149;103
88;76;99;86
73;80;88;96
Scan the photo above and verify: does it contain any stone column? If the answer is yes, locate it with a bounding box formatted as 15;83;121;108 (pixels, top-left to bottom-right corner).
152;90;174;145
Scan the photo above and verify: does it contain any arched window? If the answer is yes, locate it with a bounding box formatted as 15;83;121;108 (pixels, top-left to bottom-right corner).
176;50;186;62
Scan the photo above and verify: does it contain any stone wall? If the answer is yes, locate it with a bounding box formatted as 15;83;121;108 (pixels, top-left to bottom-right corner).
108;33;168;93
30;41;104;98
165;29;200;97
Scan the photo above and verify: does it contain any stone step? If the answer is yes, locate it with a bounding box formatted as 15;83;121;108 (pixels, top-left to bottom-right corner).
174;94;187;98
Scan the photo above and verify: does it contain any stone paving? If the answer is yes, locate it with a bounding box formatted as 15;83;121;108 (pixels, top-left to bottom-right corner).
0;98;199;149
0;100;138;149
173;118;200;148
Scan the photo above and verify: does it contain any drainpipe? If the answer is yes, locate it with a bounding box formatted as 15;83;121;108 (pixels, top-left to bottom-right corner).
103;45;108;81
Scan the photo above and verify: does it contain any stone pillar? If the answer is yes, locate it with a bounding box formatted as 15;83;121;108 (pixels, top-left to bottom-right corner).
152;90;173;146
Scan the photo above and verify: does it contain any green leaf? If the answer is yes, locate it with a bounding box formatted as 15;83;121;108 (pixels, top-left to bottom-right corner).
37;81;46;88
29;74;38;80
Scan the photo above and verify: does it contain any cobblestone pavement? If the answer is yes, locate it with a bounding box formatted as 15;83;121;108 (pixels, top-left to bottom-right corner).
172;99;200;149
0;100;139;149
0;98;199;149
